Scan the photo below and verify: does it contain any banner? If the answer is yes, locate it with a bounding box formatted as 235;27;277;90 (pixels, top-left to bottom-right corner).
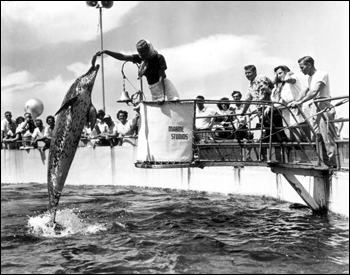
137;101;194;162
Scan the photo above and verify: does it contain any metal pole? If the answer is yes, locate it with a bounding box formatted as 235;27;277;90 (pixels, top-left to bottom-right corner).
99;6;106;112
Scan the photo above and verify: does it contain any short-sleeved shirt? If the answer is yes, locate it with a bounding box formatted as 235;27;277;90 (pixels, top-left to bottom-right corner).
245;79;260;102
245;78;271;110
308;70;330;99
1;119;17;134
232;104;250;125
17;121;36;137
132;54;167;85
116;119;136;136
196;107;217;130
44;126;55;138
32;127;45;140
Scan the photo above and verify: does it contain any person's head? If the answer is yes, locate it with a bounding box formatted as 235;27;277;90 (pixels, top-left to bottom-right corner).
274;65;291;83
136;39;155;60
16;116;25;125
298;56;315;76
4;111;12;122
46;115;55;126
217;97;230;111
103;114;113;126
117;110;128;124
24;112;33;121
244;65;257;82
255;75;274;94
196;95;205;110
231;91;242;100
35;119;43;128
97;109;105;121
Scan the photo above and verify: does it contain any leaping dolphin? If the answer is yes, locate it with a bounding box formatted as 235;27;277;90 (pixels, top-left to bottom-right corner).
47;63;100;227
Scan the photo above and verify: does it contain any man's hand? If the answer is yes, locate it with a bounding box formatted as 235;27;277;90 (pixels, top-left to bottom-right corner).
288;101;301;108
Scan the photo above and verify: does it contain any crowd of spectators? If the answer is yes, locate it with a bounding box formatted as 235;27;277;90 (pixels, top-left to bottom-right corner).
193;56;343;166
1;108;139;150
1;111;56;150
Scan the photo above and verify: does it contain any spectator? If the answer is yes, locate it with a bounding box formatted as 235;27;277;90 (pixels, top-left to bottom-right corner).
95;109;107;135
255;76;288;141
288;56;336;166
241;65;263;115
94;39;180;105
43;115;55;151
116;110;138;145
231;91;252;140
96;115;118;147
31;119;46;148
1;111;17;149
195;95;218;140
81;121;99;148
2;120;18;150
3;116;24;149
17;112;36;147
272;65;304;141
195;95;218;130
214;97;235;139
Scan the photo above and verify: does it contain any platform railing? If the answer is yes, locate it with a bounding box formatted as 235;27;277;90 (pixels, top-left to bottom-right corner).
193;95;349;169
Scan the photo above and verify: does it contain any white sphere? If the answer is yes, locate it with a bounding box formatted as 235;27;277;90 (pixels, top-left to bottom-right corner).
24;98;44;120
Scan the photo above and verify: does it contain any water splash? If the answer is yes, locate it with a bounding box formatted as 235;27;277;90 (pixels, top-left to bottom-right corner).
27;208;107;237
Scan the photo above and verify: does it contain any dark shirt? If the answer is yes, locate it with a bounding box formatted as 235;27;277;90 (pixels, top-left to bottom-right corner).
132;54;167;85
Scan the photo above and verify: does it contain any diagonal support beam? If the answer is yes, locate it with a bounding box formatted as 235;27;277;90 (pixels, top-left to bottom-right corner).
271;166;330;215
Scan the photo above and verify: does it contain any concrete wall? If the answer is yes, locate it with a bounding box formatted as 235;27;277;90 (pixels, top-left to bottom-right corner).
1;145;348;217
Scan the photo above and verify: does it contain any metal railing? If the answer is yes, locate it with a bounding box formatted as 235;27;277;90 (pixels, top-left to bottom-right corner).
193;95;349;169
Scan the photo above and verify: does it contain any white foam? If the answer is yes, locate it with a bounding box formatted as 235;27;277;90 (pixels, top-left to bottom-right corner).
27;208;107;237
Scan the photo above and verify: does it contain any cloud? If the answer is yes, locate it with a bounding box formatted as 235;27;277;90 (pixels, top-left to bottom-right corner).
1;70;43;93
1;1;139;48
162;34;292;82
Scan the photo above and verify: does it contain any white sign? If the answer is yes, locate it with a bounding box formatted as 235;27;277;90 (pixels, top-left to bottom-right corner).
137;102;194;162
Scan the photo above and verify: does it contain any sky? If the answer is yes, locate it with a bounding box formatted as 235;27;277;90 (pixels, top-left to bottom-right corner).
1;1;349;126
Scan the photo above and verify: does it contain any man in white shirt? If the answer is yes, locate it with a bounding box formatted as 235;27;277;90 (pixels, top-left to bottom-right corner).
288;56;336;166
1;111;17;149
31;119;46;148
195;95;217;130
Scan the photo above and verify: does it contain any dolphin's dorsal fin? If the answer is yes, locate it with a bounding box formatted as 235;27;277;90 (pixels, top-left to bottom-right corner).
87;104;97;130
55;96;79;116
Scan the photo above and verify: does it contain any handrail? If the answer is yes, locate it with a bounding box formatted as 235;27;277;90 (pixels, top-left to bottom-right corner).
193;95;349;168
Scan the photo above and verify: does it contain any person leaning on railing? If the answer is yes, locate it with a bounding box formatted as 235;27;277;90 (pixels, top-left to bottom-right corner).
272;65;305;142
194;95;218;141
213;97;235;139
288;56;336;167
42;115;55;151
31;119;46;149
115;110;139;146
255;76;289;142
95;115;119;147
1;111;17;149
231;91;253;141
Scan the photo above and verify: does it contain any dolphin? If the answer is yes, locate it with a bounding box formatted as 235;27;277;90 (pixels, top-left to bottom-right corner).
47;63;100;227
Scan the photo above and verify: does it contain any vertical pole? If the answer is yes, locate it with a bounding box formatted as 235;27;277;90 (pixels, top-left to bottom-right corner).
99;7;106;112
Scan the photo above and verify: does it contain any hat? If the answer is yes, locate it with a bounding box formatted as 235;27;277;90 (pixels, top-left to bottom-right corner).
103;114;111;120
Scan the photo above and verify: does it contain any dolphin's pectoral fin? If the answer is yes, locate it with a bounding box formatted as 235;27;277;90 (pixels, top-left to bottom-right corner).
55;96;79;116
87;104;97;130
